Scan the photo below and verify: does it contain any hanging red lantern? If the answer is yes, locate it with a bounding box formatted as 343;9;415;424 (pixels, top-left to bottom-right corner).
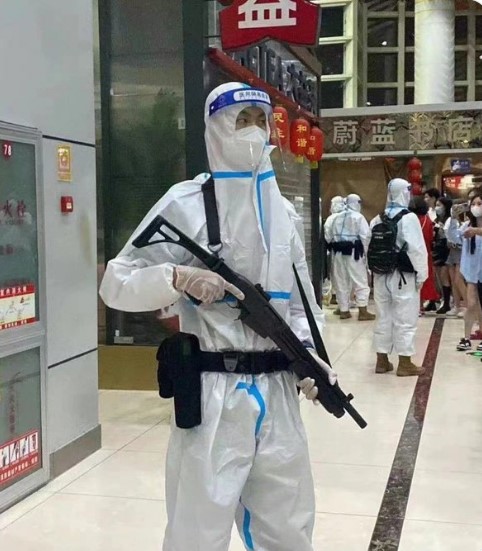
305;126;324;168
407;156;423;195
290;118;310;162
272;106;290;147
408;169;422;184
412;183;423;196
407;157;422;171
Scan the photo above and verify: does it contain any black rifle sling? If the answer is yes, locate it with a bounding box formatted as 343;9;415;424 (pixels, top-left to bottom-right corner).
292;265;332;367
201;180;330;364
201;177;222;255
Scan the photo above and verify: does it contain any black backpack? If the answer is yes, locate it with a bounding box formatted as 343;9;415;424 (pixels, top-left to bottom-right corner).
367;210;414;275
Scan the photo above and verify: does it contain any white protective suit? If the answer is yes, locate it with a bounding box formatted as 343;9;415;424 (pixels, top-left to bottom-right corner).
370;179;428;356
324;195;345;243
328;194;371;312
324;196;345;298
99;82;325;551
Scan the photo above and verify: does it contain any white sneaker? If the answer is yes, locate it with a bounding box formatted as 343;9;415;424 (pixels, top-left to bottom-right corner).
457;308;466;318
446;308;458;317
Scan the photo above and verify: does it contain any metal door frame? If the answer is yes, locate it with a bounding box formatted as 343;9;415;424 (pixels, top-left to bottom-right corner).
0;121;48;512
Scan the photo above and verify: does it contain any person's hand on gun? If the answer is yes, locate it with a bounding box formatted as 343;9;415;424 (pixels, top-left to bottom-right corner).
173;266;245;304
297;349;338;405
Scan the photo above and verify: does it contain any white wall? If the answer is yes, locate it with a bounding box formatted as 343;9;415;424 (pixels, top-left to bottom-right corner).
0;0;98;456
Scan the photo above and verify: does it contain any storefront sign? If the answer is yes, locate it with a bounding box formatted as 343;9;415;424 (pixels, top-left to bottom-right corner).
450;159;471;173
231;42;317;113
321;110;482;155
220;0;321;51
0;430;40;487
0;285;36;331
57;145;72;182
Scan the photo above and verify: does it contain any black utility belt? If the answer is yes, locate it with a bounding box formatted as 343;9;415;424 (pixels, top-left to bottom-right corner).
200;350;290;375
156;333;292;430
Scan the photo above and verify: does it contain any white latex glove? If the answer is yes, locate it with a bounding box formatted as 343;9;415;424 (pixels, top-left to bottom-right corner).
297;349;338;405
174;266;245;304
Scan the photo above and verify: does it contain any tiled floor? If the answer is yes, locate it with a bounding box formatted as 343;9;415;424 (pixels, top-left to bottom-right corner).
1;312;482;550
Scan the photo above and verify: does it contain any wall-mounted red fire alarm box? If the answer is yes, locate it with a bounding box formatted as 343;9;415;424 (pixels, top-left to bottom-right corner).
60;196;74;213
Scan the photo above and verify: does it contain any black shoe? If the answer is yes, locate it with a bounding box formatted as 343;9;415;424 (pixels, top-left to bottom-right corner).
423;301;438;312
457;338;471;351
436;305;450;315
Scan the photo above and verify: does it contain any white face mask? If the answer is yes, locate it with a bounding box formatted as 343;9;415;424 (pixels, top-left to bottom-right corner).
435;206;445;216
231;126;267;169
471;205;482;218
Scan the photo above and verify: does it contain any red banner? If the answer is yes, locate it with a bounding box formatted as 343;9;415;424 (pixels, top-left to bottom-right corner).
0;430;40;487
220;0;321;51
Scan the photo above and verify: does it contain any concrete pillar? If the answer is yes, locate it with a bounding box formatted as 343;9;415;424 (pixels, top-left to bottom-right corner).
414;0;455;104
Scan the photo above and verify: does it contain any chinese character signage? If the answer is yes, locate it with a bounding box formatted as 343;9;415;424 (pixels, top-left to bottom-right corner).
220;0;321;51
321;109;482;155
0;285;36;331
0;430;40;488
57;145;72;182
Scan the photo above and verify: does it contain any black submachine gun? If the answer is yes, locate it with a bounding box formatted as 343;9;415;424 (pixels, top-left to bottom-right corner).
133;216;367;429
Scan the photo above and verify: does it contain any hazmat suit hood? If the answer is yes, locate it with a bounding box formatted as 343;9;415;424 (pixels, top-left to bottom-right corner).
346;194;362;213
203;82;295;307
330;196;345;214
205;82;273;173
387;178;412;209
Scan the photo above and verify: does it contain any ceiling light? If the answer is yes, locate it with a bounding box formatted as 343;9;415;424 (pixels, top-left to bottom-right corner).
381;40;388;46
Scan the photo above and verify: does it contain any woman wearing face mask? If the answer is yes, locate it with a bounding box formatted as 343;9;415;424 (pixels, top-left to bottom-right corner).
452;193;482;351
445;200;467;318
432;197;452;315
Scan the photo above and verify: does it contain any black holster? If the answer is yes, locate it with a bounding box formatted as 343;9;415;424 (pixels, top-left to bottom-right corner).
156;333;202;429
354;240;364;261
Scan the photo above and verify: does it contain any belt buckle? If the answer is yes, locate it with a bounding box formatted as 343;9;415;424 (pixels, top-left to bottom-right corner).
223;352;238;373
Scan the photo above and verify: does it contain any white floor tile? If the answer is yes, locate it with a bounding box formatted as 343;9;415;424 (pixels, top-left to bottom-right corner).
0;493;166;551
415;431;482;475
101;422;158;450
99;390;172;425
313;513;377;551
122;424;171;454
312;462;389;516
400;519;482;551
406;469;482;525
59;451;165;501
0;490;55;530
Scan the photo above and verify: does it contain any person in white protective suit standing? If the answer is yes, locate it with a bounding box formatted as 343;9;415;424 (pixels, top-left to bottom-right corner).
324;195;345;313
327;193;376;321
99;82;337;551
369;178;428;376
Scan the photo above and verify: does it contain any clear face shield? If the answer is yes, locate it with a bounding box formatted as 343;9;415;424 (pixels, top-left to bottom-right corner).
207;87;286;171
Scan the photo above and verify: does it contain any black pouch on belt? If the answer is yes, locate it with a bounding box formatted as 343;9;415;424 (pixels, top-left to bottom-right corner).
156;332;202;429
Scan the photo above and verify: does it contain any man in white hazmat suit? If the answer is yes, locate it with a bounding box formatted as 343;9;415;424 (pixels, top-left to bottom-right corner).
327;194;375;321
369;178;428;376
99;82;337;551
324;196;345;311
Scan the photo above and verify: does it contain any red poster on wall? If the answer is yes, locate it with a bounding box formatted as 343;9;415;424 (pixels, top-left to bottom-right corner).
220;0;321;50
0;430;40;487
0;285;36;331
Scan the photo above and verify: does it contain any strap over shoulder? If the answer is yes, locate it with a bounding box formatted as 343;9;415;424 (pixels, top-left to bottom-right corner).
201;177;222;255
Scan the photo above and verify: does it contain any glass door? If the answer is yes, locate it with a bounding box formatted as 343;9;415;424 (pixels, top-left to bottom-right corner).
0;123;47;512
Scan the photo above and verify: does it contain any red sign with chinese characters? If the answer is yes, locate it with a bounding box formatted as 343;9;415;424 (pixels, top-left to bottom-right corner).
2;141;12;159
0;285;36;331
220;0;321;51
0;430;40;488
